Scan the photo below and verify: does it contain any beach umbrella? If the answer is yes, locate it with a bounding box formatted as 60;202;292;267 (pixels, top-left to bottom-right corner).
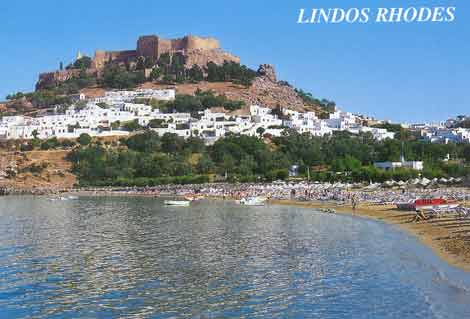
383;180;394;187
419;178;431;186
439;177;448;184
428;180;439;188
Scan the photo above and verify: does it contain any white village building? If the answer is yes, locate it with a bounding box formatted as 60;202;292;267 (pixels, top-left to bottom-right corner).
0;89;402;145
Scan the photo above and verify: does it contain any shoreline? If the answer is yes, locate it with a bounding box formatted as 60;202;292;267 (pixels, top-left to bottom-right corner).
269;199;470;273
2;187;470;273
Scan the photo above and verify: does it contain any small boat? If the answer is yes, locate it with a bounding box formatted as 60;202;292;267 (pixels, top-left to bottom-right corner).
396;198;459;211
239;196;266;206
48;195;78;201
164;200;190;207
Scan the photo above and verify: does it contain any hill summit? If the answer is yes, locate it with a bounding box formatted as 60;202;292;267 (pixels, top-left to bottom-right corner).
36;34;240;90
3;34;336;117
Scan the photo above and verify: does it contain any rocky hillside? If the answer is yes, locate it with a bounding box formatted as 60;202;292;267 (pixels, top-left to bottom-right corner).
0;150;76;191
136;65;321;113
2;34;335;117
3;64;329;117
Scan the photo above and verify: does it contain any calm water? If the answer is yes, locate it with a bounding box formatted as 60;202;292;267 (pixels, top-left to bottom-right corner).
1;196;470;318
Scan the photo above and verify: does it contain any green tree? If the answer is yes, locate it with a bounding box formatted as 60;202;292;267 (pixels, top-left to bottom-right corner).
463;145;470;163
239;155;257;176
161;133;184;154
158;53;171;67
124;130;162;153
187;64;204;82
150;67;162;81
70;56;92;70
102;64;145;89
111;121;121;130
196;155;215;174
144;57;155;68
78;133;92;146
256;127;265;137
221;154;236;177
122;120;142;132
40;137;60;150
206;62;222;82
136;56;146;70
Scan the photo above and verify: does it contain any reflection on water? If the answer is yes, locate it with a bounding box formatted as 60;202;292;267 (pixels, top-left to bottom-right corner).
1;196;470;318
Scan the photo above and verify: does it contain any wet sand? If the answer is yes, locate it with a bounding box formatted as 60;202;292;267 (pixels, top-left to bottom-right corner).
270;199;470;272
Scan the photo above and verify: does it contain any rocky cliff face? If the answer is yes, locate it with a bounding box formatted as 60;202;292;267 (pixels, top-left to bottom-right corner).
36;69;97;91
247;76;305;110
257;64;277;82
140;64;317;113
231;64;310;111
185;48;240;68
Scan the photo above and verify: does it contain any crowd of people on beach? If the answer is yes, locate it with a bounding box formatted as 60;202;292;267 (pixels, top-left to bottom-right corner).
54;182;470;207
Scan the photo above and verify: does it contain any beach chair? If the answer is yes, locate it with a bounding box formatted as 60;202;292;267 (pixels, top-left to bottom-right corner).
422;209;439;219
412;210;428;223
464;207;470;219
456;206;470;219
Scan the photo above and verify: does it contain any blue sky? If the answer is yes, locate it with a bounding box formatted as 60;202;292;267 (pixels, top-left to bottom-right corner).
0;0;468;123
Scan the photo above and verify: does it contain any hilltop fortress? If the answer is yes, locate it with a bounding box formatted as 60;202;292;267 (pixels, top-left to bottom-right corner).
93;35;239;69
37;35;240;89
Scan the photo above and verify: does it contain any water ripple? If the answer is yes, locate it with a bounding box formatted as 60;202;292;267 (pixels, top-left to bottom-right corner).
1;196;470;318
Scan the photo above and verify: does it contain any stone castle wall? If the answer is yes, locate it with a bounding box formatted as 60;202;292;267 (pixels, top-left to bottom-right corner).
184;36;220;51
135;35;222;60
93;50;138;70
185;49;240;67
36;69;97;90
136;36;159;59
36;34;239;89
36;70;80;90
92;34;236;70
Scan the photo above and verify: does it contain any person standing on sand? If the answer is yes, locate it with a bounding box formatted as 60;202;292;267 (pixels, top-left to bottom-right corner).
352;195;357;211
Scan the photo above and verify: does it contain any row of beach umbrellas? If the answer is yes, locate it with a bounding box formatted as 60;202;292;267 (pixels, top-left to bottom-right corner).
382;177;464;187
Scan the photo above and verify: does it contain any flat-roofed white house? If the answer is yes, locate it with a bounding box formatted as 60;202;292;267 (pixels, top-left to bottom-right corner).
374;160;423;171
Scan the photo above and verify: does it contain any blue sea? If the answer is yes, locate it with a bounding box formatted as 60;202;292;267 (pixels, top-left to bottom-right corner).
1;196;470;318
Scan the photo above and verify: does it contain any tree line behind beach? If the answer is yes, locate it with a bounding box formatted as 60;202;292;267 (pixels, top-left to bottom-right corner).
60;129;470;186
